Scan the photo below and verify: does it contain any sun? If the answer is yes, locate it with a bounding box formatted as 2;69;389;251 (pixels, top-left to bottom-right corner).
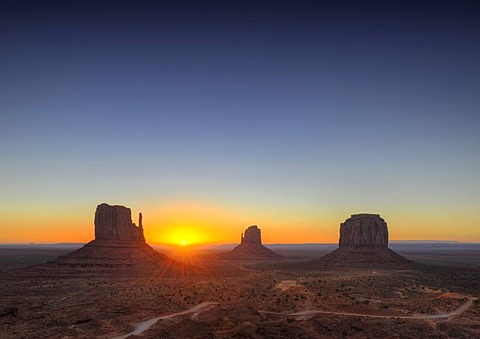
160;225;203;246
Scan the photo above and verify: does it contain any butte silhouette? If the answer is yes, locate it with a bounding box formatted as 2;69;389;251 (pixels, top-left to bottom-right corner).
317;214;410;266
49;203;175;271
221;225;282;260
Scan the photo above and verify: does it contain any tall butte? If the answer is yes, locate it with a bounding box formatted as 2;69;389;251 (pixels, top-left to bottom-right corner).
94;203;145;242
318;214;410;266
51;203;174;271
221;225;282;260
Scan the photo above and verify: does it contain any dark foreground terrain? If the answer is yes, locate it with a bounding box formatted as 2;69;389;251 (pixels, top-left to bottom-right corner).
0;244;479;338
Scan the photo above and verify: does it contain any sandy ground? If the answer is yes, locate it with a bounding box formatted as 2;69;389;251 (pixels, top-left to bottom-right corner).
1;251;480;338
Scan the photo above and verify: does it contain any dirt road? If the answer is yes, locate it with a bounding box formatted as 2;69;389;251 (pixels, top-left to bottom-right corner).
113;301;218;339
260;297;476;321
114;296;476;338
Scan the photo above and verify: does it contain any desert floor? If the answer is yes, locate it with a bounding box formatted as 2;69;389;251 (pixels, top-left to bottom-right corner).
0;246;479;338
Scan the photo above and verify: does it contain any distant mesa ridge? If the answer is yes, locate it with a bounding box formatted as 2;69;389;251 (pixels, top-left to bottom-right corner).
318;213;411;266
221;225;282;260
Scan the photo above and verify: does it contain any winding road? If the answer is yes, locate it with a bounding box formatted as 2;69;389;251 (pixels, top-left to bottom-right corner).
113;297;476;338
113;302;218;339
259;297;476;321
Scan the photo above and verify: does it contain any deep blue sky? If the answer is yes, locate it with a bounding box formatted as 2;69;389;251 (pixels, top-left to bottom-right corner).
1;1;479;242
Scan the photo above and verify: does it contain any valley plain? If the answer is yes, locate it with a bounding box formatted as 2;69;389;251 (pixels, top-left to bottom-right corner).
1;243;479;338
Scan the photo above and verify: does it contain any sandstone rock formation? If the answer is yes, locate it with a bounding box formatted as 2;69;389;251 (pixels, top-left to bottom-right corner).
49;203;174;272
241;225;262;244
339;214;388;247
318;214;410;266
94;203;145;242
221;225;282;260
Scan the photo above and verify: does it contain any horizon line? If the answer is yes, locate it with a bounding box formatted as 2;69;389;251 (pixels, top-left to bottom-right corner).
0;240;478;246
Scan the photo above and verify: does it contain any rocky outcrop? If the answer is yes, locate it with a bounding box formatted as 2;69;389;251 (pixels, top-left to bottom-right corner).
317;213;410;266
94;203;145;242
221;225;282;260
47;203;176;272
339;214;388;247
241;225;261;244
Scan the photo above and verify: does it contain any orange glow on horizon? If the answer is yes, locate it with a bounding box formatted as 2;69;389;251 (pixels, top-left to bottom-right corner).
0;200;478;244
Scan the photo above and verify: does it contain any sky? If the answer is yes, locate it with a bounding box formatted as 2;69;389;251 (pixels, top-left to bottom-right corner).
1;0;479;244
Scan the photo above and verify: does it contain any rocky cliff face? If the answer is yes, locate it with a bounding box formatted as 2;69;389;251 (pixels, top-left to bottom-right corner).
49;203;176;271
241;225;262;244
94;203;145;242
339;214;388;247
222;225;282;260
317;213;411;266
